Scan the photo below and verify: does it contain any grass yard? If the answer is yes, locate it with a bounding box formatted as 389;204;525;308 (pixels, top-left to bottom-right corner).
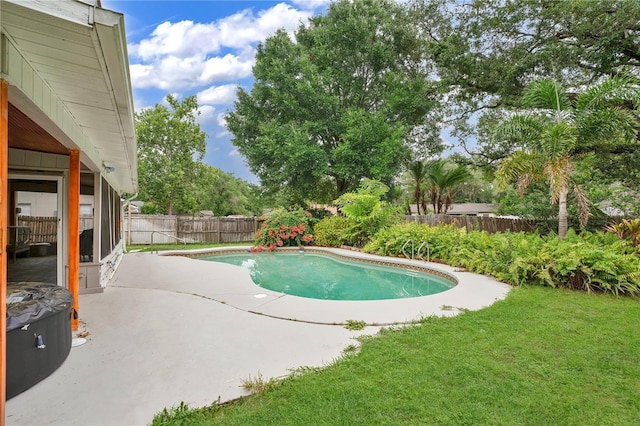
154;286;640;425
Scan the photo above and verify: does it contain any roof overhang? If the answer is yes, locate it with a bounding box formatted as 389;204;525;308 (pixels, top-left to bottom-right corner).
1;0;137;193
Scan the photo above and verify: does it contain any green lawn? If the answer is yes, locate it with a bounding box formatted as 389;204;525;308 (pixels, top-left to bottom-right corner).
153;286;640;425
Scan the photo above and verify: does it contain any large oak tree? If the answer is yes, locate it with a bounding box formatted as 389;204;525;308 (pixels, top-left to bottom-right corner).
226;0;439;203
412;0;640;186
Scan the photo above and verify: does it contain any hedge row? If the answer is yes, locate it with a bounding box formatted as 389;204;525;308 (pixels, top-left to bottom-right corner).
361;223;640;295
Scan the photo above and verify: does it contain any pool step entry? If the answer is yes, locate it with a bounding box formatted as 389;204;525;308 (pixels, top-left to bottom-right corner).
402;239;430;262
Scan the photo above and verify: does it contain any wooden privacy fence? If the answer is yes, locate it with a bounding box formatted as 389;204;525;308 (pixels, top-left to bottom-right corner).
405;215;543;234
18;216;57;243
405;214;628;234
123;215;260;245
17;216;94;243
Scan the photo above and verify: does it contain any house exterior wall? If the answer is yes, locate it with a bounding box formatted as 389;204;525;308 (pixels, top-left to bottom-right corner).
16;192;94;218
8;148;123;291
2;0;137;410
16;192;54;217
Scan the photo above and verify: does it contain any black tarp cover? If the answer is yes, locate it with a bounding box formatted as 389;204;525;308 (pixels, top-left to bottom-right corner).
6;282;73;331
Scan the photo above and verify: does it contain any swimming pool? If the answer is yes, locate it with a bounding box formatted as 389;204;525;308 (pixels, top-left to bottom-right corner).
201;251;456;301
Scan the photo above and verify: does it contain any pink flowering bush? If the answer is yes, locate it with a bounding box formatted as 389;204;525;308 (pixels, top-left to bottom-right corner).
252;208;314;252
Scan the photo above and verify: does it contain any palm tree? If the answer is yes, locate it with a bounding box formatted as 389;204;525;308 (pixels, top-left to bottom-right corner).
495;75;640;239
406;160;428;215
425;160;471;214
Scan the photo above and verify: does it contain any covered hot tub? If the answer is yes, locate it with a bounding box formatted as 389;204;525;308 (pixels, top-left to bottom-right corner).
6;282;73;399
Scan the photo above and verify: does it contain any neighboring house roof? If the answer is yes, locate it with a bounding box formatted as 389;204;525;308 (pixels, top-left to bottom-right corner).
446;203;498;215
309;203;338;216
598;201;635;217
408;203;498;215
1;0;137;193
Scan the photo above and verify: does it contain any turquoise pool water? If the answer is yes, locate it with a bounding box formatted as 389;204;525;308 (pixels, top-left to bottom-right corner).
201;252;455;301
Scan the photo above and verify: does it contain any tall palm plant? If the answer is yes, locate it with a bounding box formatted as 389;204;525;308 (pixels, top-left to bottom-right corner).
495;75;640;239
425;160;471;214
407;160;428;215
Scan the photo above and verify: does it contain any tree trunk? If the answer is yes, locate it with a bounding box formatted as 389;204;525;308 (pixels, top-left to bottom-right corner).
430;188;438;215
336;178;350;196
420;195;428;216
558;187;569;239
414;188;422;215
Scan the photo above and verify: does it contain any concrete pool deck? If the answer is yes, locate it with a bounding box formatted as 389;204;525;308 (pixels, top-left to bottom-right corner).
5;248;510;425
166;246;512;325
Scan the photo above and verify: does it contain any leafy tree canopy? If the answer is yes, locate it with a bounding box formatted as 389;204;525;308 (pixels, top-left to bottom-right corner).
411;0;640;186
192;164;261;217
413;0;640;116
226;0;441;202
137;95;257;215
137;95;206;214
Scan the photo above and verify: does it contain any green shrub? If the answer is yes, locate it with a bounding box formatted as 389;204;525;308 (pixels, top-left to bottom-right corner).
141;202;163;215
514;230;640;295
365;223;640;295
364;222;463;261
448;231;546;282
313;215;351;247
253;208;314;250
334;179;402;247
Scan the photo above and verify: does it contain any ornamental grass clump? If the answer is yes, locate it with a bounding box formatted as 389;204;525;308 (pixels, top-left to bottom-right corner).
253;208;314;251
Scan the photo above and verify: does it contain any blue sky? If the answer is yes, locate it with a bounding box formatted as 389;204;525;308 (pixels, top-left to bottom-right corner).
102;0;332;183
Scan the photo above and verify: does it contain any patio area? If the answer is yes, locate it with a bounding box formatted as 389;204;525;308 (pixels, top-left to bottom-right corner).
5;249;510;425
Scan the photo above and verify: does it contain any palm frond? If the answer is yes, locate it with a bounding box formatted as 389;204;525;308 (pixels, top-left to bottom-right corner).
540;122;578;162
544;157;573;203
576;73;640;111
495;151;543;192
521;79;571;112
491;114;545;143
576;107;639;145
522;79;571;111
516;173;536;197
572;184;591;228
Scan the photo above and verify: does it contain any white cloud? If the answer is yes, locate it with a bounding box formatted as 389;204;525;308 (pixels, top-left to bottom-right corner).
216;112;231;138
216;112;228;128
199;55;254;84
197;84;238;105
129;64;154;88
128;3;313;91
196;105;216;126
131;20;219;61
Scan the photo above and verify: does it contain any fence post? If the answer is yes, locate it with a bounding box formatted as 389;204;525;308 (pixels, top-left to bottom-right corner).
123;215;265;245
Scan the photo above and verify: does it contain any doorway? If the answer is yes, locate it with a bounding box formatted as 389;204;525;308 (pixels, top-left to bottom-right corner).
7;174;64;286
